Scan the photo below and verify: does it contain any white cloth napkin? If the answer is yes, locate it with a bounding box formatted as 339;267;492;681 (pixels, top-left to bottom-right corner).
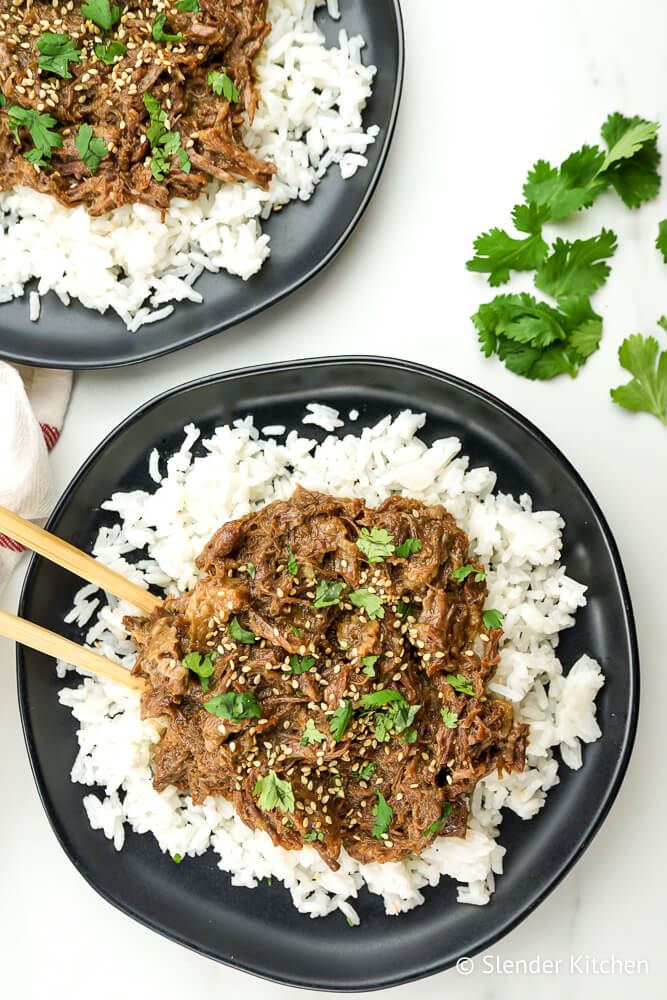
0;362;72;589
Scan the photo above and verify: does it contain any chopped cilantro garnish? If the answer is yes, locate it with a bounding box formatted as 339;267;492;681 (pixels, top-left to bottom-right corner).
355;526;395;563
172;853;183;863
288;654;315;676
301;719;327;746
37;33;81;79
290;624;301;638
204;690;260;721
312;579;346;609
229;616;256;644
359;689;405;710
360;654;379;676
176;0;200;9
246;562;256;579
371;792;392;839
394;537;422;558
451;564;486;583
396;599;411;618
94;40;127;65
329;699;353;741
353;761;376;781
208;68;240;103
253;771;294;813
441;707;459;729
304;830;324;842
143;92;190;181
81;0;121;32
75;124;108;175
482;609;504;630
423;802;453;838
402;728;418;744
152;12;183;43
349;589;384;620
286;548;299;576
7;106;62;167
182;650;215;692
446;674;475;697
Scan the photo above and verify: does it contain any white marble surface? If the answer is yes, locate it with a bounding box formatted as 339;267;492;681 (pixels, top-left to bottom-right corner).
2;0;666;995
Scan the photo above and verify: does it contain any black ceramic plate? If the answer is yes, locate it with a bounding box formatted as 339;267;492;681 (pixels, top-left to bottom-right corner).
0;2;403;371
17;358;638;991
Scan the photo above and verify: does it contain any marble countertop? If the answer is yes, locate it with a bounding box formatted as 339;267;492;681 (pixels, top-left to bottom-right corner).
2;0;666;996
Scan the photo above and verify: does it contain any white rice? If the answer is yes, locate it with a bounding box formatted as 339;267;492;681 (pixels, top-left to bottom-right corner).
0;0;377;331
56;406;605;921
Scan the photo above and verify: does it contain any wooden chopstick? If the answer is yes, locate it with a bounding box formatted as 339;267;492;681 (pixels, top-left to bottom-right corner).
0;504;161;615
0;609;144;691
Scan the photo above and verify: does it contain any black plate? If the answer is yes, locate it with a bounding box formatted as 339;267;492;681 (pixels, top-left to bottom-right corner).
0;2;403;371
17;358;638;991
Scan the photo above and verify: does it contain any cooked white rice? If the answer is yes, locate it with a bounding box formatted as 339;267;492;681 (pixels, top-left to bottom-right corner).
56;407;605;922
0;0;377;331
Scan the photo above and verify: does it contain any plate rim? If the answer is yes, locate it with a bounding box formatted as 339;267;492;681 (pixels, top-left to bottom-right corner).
0;0;405;372
16;356;640;990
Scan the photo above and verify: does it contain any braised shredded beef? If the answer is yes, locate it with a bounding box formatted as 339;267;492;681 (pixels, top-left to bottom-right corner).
0;0;276;215
126;488;528;869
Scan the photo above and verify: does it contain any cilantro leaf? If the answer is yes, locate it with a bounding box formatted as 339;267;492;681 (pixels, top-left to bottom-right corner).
599;113;661;208
208;69;240;103
304;830;324;842
37;33;82;79
359;689;405;710
360;654;379;676
286;548;299;576
356;526;395;563
396;600;412;618
182;650;215;692
657;220;667;264
371;792;392;839
7;106;62;167
143;92;190;181
610;332;667;426
535;230;617;300
353;761;376;781
523;146;607;221
253;771;294;813
301;719;327;746
312;579;346;609
75;124;108;175
229;616;256;644
95;40;127;65
172;853;183;863
441;708;459;729
446;673;475;697
81;0;121;31
423;802;453;838
467;203;549;287
204;690;260;721
176;0;200;9
329;699;353;741
152;12;183;43
288;654;315;676
246;562;256;579
451;564;485;583
394;537;422;558
482;608;505;629
349;589;384;620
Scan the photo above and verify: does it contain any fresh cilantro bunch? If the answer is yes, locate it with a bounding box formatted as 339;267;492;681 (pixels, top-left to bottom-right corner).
468;113;660;381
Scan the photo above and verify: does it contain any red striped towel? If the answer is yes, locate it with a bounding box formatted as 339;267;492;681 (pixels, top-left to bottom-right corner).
0;363;72;588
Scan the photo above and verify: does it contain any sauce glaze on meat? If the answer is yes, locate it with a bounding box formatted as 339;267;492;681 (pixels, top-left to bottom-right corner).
125;488;528;869
0;0;275;215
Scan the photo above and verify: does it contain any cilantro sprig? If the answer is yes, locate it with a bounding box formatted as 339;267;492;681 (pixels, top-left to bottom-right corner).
610;330;667;426
143;92;191;182
371;792;392;839
208;68;240;103
204;690;260;721
7;106;62;167
37;33;82;79
75;124;108;175
254;771;294;813
81;0;121;32
356;526;395;563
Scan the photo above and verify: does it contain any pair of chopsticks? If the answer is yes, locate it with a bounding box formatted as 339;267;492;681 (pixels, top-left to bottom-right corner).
0;505;159;691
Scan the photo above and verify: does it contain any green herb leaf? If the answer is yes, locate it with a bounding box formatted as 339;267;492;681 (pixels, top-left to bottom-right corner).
182;650;215;692
535;230;617;300
81;0;121;31
176;0;200;9
172;853;183;863
451;564;485;583
359;689;405;711
329;699;353;741
360;654;379;676
143;92;190;181
74;124;108;175
371;792;392;839
610;332;667;426
152;12;183;43
446;673;475;697
7;106;62;167
396;599;412;618
523;146;607;221
482;609;505;630
0;94;6;107
441;707;459;729
287;548;299;576
207;68;240;103
657;221;667;264
37;33;82;79
353;761;376;781
253;771;294;813
246;562;256;579
355;526;395;563
290;624;301;638
95;40;127;65
466;203;549;287
349;589;384;620
204;690;260;721
312;579;346;609
288;654;315;676
301;719;327;746
599;113;661;208
304;830;324;842
423;801;453;838
228;616;256;644
394;537;422;558
402;728;418;743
